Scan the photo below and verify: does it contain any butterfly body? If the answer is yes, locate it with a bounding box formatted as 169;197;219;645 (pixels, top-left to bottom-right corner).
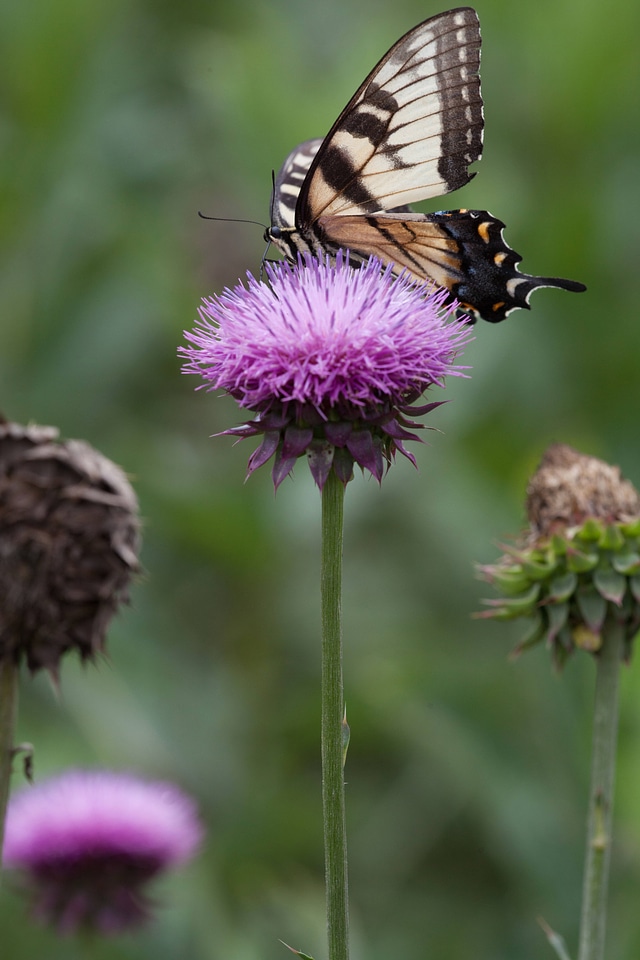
266;7;585;323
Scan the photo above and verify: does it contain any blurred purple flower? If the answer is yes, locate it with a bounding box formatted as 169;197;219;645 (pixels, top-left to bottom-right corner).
180;253;472;489
2;770;203;934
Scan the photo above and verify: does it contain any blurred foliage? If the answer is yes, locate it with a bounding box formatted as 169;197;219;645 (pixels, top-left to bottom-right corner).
1;0;640;957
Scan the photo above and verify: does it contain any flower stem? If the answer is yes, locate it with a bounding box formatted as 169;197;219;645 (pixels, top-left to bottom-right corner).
577;618;624;960
0;658;19;868
321;472;349;960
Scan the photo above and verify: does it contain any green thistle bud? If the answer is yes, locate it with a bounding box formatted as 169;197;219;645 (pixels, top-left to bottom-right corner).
477;444;640;668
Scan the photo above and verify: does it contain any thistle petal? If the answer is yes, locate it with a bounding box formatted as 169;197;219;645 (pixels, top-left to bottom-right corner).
332;447;355;485
392;440;418;468
346;429;378;478
324;421;352;446
575;584;607;632
307;440;335;490
272;448;298;490
379;419;422;443
593;568;626;606
282;425;313;459
246;431;281;473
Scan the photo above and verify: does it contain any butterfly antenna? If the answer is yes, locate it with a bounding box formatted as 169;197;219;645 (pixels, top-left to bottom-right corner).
258;171;280;280
197;211;268;230
269;169;277;225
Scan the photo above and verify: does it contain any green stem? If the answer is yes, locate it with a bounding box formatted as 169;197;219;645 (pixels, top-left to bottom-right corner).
577;618;624;960
0;658;19;869
321;472;349;960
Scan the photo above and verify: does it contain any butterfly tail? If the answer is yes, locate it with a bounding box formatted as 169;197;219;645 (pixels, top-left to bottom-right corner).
436;210;586;323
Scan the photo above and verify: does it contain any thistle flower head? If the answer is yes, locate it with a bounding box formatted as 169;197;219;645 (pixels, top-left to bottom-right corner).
478;445;640;667
2;770;203;934
0;419;141;676
180;254;472;489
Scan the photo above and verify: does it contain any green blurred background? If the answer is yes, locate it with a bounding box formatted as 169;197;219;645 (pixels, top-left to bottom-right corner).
1;0;639;957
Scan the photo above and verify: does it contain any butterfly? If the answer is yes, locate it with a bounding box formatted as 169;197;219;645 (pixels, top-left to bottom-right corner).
265;6;585;323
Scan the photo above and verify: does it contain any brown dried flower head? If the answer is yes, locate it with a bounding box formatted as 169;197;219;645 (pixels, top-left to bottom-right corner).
0;419;141;676
526;443;640;537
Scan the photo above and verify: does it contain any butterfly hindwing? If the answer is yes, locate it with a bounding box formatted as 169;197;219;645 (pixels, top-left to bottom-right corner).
425;211;587;322
266;7;586;322
312;209;587;323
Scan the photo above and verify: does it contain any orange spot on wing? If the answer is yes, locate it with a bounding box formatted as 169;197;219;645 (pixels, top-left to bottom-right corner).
477;221;492;243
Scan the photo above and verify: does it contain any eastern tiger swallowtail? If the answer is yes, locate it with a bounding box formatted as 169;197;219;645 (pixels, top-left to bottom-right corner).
265;6;585;323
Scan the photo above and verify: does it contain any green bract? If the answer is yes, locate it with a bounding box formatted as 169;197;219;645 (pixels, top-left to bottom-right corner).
478;518;640;668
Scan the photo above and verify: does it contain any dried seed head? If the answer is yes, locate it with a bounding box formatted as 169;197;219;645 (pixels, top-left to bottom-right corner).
526;443;640;536
0;419;141;675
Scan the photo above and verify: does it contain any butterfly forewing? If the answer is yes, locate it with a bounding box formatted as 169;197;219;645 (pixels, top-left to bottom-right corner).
300;7;483;220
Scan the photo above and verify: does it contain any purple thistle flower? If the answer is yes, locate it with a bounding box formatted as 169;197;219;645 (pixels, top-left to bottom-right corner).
2;770;203;935
180;253;472;489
